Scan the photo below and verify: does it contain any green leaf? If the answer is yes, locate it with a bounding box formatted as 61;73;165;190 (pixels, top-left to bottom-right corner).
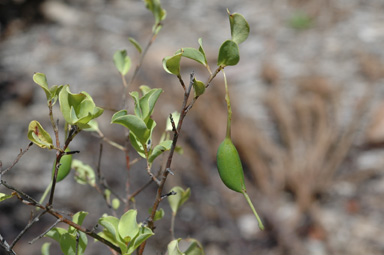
129;37;142;54
0;193;14;202
82;119;99;132
52;148;72;183
111;112;150;144
217;40;240;67
71;159;96;186
144;0;166;32
163;53;182;76
126;226;154;255
168;186;191;214
33;72;51;100
197;38;208;66
98;215;127;252
138;88;163;123
59;85;104;129
27;120;54;149
152;208;165;222
129;132;146;158
184;238;205;255
176;47;206;66
192;78;205;97
41;242;51;255
167;239;184;255
228;9;250;44
45;227;67;243
69;211;88;234
59;232;87;255
118;210;140;243
113;50;132;76
112;198;120;210
148;140;172;163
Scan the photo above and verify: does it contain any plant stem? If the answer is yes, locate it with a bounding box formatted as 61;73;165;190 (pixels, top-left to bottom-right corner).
223;71;232;139
242;191;264;230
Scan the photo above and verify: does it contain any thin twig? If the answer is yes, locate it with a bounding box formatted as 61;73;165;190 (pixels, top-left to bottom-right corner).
29;219;62;244
10;211;47;249
1;142;33;176
138;72;195;255
0;234;17;255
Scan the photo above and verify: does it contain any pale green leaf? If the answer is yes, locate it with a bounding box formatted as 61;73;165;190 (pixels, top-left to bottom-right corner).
27;120;54;149
162;53;182;76
168;187;191;214
167;239;184;255
71;159;96;186
148;140;172;163
129;37;142;54
0;193;14;202
118;210;140;243
41;242;51;255
228;10;250;44
113;50;132;76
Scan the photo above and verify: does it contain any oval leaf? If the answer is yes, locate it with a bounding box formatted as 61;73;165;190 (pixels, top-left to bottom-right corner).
118;210;140;242
167;239;184;255
111;113;150;144
148;140;172;163
177;47;206;66
33;72;51;100
71;159;96;186
168;186;191;214
198;38;208;66
113;50;131;76
163;53;182;76
193;78;205;97
52;148;73;182
217;40;240;67
27;120;54;149
228;9;250;44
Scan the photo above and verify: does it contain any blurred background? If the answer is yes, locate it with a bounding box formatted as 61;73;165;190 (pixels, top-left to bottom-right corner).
1;0;384;254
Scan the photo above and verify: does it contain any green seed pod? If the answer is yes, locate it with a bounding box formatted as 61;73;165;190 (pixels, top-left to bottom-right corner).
52;149;72;182
216;137;245;193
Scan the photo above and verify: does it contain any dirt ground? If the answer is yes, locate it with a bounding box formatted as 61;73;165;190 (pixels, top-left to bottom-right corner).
1;0;384;254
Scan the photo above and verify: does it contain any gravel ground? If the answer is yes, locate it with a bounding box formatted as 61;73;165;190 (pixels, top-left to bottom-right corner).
1;0;384;255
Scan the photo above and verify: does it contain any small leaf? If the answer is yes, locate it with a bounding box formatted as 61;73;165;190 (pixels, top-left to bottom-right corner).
68;211;88;234
33;72;51;100
71;159;96;186
112;198;120;210
129;132;146;158
192;78;205;97
217;40;240;67
52;149;72;183
113;50;132;76
167;239;184;255
59;232;87;255
111;113;150;144
153;208;165;221
138;88;163;123
197;38;208;66
0;193;14;202
129;37;142;54
176;47;206;66
227;9;250;44
118;210;140;243
41;242;51;255
82;119;99;132
148;140;172;163
126;226;154;254
28;120;54;149
184;238;205;255
144;0;166;28
45;227;67;243
163;53;182;76
168;186;191;214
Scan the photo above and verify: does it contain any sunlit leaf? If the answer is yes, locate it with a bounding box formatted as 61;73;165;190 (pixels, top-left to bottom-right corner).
126;226;154;254
113;50;132;76
184;238;205;255
168;186;191;214
118;210;140;243
176;47;206;66
33;72;51;100
41;242;51;255
167;239;184;255
148;140;172;163
192;78;205;97
52;148;72;182
68;211;88;234
163;53;182;76
27;120;54;149
0;193;14;202
228;9;250;45
111;112;150;144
